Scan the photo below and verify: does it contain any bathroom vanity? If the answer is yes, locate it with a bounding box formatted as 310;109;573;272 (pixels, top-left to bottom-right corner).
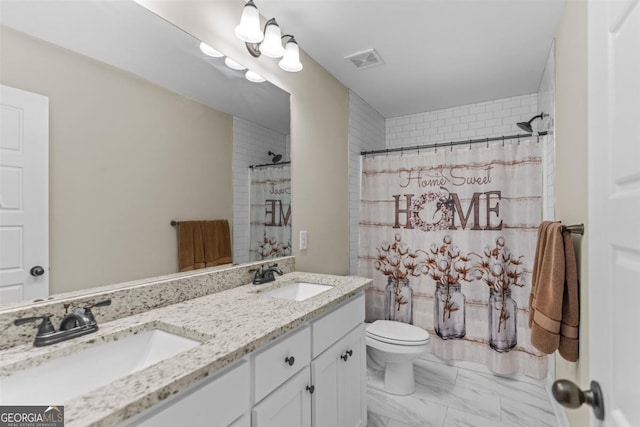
124;294;365;427
0;267;369;427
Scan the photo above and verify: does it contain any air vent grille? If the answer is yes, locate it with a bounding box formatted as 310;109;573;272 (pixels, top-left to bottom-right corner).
344;48;384;70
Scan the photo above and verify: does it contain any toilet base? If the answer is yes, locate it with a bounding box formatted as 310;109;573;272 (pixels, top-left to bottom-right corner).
383;361;416;395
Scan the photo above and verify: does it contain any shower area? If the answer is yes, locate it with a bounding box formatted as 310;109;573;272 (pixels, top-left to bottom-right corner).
349;42;556;381
249;159;291;261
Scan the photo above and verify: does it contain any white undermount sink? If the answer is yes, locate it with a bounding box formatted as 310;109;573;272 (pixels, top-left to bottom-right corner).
264;282;333;301
0;328;201;405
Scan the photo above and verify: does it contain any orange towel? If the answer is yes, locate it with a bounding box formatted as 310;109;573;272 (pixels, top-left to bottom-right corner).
528;221;579;361
178;220;232;272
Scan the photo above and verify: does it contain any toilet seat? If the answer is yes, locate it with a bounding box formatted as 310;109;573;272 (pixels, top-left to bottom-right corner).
366;320;430;346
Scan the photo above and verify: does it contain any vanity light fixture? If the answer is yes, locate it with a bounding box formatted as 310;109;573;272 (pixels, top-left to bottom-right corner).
199;42;224;58
198;39;264;83
245;70;266;83
234;0;264;44
235;1;303;72
224;57;247;71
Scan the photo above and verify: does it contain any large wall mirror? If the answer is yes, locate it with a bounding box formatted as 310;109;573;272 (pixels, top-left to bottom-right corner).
0;0;291;302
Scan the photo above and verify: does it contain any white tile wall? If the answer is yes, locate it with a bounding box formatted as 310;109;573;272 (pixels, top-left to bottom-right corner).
386;93;539;148
537;41;556;221
233;117;288;264
349;91;385;275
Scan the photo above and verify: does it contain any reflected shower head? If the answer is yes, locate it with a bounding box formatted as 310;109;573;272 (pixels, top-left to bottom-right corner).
517;113;547;133
268;151;282;163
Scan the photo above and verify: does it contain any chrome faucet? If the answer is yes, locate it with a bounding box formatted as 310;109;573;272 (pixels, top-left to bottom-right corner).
14;299;111;347
252;264;284;285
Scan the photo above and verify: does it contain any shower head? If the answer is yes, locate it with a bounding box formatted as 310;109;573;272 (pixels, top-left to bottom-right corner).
517;113;547;133
268;151;282;163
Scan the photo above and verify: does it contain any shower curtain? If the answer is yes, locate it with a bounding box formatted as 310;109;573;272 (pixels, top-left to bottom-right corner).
358;139;548;378
250;164;292;261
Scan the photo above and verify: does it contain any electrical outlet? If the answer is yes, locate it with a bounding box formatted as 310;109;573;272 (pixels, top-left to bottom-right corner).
300;230;308;250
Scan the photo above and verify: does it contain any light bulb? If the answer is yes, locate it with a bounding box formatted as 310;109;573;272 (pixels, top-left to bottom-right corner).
259;19;285;58
279;37;303;72
245;70;265;83
225;57;246;71
199;42;223;58
234;0;264;43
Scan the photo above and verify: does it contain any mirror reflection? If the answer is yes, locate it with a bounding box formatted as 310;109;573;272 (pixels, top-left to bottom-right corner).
0;0;290;302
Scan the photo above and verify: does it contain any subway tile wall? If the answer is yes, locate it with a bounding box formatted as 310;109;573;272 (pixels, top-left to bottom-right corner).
537;41;556;221
348;91;386;275
232;117;288;264
386;93;539;148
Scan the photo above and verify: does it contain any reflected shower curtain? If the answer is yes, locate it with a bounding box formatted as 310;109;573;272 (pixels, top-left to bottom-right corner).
250;164;292;261
358;140;548;378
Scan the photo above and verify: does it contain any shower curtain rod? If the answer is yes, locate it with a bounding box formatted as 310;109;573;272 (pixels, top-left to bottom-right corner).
360;133;539;156
249;161;291;169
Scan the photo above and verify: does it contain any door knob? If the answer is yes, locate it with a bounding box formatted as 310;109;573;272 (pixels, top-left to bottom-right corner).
30;266;45;277
552;379;605;420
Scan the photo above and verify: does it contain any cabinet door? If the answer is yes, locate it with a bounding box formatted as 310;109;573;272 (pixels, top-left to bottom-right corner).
338;326;366;427
252;367;311;427
311;324;366;427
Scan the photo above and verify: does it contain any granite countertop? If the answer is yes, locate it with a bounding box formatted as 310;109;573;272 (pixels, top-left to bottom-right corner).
0;272;370;427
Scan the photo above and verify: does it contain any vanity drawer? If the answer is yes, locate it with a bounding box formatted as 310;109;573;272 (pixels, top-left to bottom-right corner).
253;325;311;403
312;293;364;358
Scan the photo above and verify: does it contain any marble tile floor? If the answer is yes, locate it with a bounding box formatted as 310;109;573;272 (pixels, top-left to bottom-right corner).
366;354;560;427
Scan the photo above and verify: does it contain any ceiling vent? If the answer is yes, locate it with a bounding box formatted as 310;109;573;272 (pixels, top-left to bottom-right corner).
344;48;384;70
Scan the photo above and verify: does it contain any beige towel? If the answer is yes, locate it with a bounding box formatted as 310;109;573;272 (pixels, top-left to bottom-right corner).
178;220;232;272
529;221;579;361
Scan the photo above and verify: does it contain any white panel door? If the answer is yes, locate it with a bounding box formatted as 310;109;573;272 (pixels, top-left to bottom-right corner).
588;0;640;426
0;85;49;304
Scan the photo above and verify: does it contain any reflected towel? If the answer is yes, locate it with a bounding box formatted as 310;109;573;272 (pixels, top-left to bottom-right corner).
528;221;579;361
178;220;232;272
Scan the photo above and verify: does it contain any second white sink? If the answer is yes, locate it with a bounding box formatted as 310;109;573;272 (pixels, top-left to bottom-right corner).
0;328;201;405
264;282;332;301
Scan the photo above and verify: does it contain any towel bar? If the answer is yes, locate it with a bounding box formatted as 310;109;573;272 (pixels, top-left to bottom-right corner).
561;224;584;235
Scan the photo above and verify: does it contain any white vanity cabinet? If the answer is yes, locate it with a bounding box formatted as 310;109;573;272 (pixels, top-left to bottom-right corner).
121;292;365;427
252;292;366;427
122;359;250;427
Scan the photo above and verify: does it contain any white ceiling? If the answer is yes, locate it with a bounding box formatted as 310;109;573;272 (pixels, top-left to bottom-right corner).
258;0;566;118
0;0;291;134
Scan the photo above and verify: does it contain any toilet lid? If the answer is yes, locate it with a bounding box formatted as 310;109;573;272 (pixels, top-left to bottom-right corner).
366;320;430;345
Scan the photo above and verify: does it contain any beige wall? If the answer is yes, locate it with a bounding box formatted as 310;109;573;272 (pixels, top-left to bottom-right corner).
554;1;590;425
0;27;233;293
136;0;351;276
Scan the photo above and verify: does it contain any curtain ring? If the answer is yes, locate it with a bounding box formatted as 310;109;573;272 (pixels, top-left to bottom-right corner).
502;136;505;147
450;141;453;152
401;147;404;157
537;135;540;143
469;139;472;150
486;137;489;149
518;135;520;145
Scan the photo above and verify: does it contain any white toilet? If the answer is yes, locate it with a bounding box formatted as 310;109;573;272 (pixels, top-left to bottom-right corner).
366;320;430;395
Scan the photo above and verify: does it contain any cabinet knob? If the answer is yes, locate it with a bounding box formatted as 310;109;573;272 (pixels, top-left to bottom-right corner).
340;349;353;361
306;385;315;394
284;356;295;366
